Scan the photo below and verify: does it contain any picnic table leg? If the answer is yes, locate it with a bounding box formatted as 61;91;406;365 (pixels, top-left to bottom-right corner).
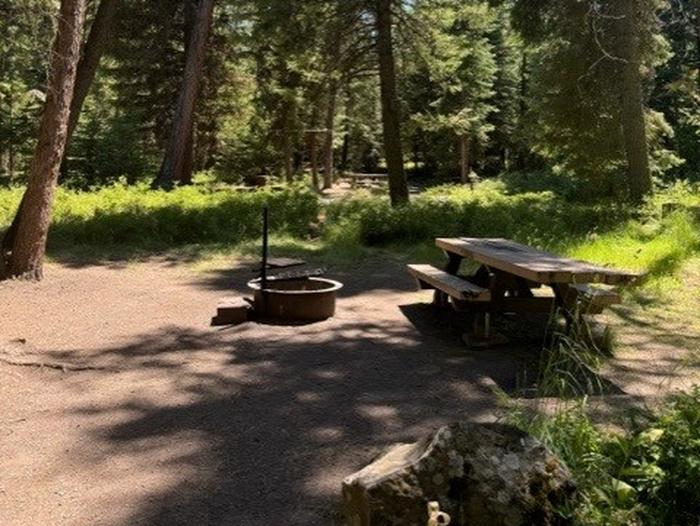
434;252;463;308
551;283;576;330
473;312;491;339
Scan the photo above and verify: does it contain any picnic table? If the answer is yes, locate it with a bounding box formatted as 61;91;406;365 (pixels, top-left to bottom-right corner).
408;237;641;340
346;172;388;187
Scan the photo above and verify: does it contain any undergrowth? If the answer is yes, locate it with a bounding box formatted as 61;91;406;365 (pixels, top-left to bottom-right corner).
0;182;319;251
537;312;616;398
509;387;700;525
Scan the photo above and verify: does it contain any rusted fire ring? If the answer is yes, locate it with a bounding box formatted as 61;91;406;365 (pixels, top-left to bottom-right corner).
247;277;343;322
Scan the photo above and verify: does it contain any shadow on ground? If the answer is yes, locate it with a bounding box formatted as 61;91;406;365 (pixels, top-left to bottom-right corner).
61;264;550;526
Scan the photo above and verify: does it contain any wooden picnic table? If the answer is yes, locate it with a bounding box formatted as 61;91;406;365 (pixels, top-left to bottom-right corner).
346;172;388;187
408;237;641;340
436;238;637;286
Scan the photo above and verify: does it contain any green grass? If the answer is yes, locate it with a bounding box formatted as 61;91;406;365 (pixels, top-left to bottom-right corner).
0;177;697;284
1;176;699;284
567;212;700;286
0;182;320;257
325;183;629;250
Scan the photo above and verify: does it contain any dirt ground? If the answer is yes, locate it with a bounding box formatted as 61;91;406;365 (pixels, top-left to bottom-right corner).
1;256;698;526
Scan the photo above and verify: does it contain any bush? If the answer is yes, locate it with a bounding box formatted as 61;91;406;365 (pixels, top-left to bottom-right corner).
510;386;700;525
0;182;319;250
645;387;700;525
325;183;629;250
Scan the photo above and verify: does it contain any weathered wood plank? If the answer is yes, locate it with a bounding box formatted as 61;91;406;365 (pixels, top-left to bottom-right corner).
407;264;491;301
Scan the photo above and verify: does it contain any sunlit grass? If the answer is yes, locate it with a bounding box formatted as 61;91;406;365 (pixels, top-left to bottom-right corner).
565;212;700;293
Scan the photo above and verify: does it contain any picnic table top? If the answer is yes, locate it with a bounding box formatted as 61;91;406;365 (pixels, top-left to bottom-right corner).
436;237;640;285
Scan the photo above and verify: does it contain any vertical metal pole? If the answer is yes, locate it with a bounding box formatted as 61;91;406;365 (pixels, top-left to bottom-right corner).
261;206;268;289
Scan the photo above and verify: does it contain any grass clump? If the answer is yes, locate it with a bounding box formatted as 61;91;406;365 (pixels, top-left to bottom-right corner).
509;386;700;525
538;314;616;398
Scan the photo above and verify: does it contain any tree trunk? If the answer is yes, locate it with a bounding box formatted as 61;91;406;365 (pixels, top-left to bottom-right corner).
322;78;338;190
179;0;198;186
308;131;319;190
459;134;471;187
66;0;119;141
375;0;409;206
0;0;87;281
152;0;214;189
180;123;195;185
618;0;652;202
282;97;294;183
340;86;354;172
694;0;700;92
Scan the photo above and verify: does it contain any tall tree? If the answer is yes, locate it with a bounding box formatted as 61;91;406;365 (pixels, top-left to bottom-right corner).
375;0;409;206
322;79;338;189
66;0;119;141
617;0;652;201
403;0;498;180
0;0;55;181
152;0;215;188
0;0;87;280
652;0;700;180
512;0;670;198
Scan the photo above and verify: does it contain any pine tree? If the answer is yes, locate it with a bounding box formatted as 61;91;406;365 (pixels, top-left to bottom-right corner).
1;0;87;280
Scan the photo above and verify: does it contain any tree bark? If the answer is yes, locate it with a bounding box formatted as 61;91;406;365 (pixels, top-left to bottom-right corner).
179;0;198;186
693;0;700;92
152;0;214;189
322;78;338;190
459;135;472;187
618;0;652;202
375;0;409;206
340;86;353;172
66;0;119;141
282;97;295;182
308;131;319;190
0;0;87;281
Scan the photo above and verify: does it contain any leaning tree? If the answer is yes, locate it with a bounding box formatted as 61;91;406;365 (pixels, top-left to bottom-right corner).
0;0;88;280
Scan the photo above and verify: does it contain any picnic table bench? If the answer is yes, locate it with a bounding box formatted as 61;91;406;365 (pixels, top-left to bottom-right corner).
346;172;388;187
408;237;641;341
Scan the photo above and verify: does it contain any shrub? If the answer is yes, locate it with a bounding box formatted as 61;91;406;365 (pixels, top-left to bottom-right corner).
0;182;319;250
325;183;629;250
510;386;700;525
644;386;700;525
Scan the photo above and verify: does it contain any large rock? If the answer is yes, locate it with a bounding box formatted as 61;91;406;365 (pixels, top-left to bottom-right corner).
342;422;574;526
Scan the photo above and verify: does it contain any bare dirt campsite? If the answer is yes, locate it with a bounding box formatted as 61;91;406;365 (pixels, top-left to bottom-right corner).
2;252;699;525
3;0;700;524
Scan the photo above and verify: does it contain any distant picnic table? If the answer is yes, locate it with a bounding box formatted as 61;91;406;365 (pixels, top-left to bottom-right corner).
408;237;641;340
346;172;388;187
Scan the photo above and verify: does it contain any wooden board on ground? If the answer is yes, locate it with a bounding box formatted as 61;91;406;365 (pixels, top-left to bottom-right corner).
436;237;640;285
